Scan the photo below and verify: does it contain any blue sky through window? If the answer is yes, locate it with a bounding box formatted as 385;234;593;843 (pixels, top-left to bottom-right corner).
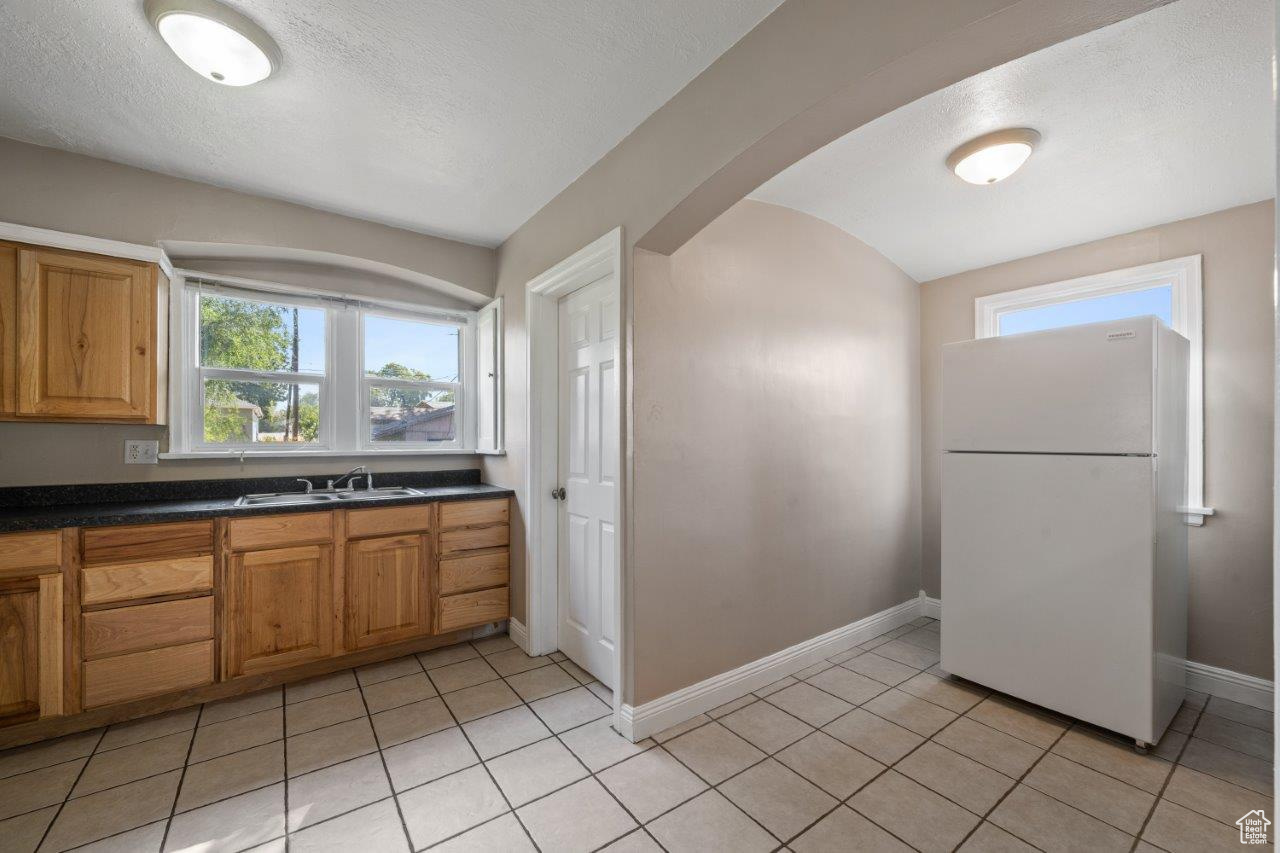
365;315;460;381
998;285;1173;335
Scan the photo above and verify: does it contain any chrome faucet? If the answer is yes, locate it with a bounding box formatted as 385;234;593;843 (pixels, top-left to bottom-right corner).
295;478;314;494
327;466;368;491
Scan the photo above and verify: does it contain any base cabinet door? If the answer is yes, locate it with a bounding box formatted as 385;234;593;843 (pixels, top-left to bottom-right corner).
346;534;430;650
0;574;62;724
227;545;333;677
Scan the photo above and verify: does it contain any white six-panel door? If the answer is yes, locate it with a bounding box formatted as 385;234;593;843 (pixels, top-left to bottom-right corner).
557;275;618;687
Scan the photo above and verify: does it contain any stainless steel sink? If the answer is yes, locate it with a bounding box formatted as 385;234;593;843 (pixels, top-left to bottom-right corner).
234;486;424;508
334;488;422;500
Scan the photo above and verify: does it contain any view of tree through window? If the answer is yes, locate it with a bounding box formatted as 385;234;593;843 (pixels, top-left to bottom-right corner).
365;315;460;444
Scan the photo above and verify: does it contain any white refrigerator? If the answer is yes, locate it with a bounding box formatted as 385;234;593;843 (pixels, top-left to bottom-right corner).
940;316;1188;747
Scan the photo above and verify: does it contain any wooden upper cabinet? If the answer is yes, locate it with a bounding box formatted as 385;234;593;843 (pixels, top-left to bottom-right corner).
12;246;167;423
226;544;334;677
0;243;16;417
0;573;63;725
345;534;430;650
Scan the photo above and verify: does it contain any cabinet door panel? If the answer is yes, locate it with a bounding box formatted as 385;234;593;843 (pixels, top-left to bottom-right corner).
0;574;63;724
0;243;16;416
17;248;154;420
228;545;333;676
346;535;429;650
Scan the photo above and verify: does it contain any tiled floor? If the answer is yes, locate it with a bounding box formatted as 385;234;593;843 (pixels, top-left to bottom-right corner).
0;619;1273;851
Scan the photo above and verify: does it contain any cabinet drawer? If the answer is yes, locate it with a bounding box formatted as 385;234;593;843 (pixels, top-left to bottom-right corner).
82;640;213;708
82;555;213;606
439;550;509;595
0;531;60;576
439;525;509;555
346;504;432;538
437;587;508;633
439;499;508;529
82;596;213;660
82;521;213;564
228;512;332;551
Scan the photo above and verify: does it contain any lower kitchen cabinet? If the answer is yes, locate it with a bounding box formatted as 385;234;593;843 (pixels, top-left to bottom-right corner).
227;544;334;677
345;533;431;650
0;572;62;724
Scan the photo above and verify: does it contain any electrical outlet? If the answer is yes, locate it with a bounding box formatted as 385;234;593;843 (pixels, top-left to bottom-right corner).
125;439;159;464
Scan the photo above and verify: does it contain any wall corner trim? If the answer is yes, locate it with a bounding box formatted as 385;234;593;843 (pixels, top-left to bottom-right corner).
507;618;530;654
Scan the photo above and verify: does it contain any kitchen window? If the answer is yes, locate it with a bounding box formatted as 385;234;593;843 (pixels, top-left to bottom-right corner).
974;255;1210;524
167;274;502;457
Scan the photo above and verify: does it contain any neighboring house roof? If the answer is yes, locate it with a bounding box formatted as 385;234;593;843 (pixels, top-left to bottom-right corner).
371;405;455;440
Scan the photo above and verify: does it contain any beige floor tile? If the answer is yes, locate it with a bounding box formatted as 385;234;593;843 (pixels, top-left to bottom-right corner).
775;731;883;799
371;697;455;748
288;798;409;853
98;708;197;752
416;643;479;670
202;688;282;727
599;828;662;852
898;627;941;651
558;660;594;685
897;672;987;714
71;820;166;853
863;688;957;737
517;777;636;853
486;647;551;677
189;707;282;763
396;765;507;849
896;742;1014;815
382;726;477;792
858;635;894;651
794;661;834;680
1168;703;1200;735
1050;728;1172;793
73;730;191;797
429;658;501;694
651;714;709;744
505;664;578;702
958;822;1038;852
753;676;797;698
791;804;912;852
1179;736;1273;795
176;741;284;812
433;812;533;852
286;753;391;831
1141;799;1240;852
850;771;978;853
486;737;588;806
355;655;422;686
285;670;357;705
647;790;776;853
707;695;756;718
805;666;891;705
1023;753;1154;834
441;680;522;723
989;785;1132;853
1194;712;1274;760
587;681;613;703
720;758;837;841
559;717;654;772
548;651;568;662
720;700;813;753
362;672;438;714
826;647;862;665
0;730;100;781
284;689;366;735
822;709;922;766
529;686;610;734
664;721;765;785
966;697;1066;748
841;653;919;687
41;770;180;852
287;716;378;777
598;748;707;822
1152;727;1189;762
872;639;940;670
0;805;56;853
1162;764;1275;827
164;782;285;852
934;717;1043;778
472;634;517;656
1204;696;1273;732
0;759;85;820
463;705;552;760
766;683;853;727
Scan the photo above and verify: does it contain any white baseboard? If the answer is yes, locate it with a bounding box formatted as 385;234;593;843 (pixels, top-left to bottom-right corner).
1185;660;1274;711
921;593;942;620
507;618;530;654
619;596;922;741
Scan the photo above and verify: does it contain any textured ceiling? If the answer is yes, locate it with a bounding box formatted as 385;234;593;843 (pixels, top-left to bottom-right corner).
751;0;1275;282
0;0;782;246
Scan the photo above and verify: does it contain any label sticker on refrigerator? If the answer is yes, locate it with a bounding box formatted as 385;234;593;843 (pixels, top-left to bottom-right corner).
1106;330;1137;341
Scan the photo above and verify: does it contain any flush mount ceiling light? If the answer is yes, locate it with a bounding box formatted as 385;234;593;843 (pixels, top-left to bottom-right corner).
946;128;1040;185
145;0;281;86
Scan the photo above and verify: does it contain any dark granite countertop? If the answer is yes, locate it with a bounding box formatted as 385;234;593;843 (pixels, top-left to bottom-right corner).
0;471;513;533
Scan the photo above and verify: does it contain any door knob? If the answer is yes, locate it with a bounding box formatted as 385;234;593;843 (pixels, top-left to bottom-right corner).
551;487;566;501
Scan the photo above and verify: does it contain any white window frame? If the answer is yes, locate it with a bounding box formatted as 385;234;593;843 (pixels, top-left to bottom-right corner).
974;255;1212;525
165;270;498;458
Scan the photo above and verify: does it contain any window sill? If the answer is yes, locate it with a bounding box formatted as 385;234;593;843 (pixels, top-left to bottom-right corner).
159;448;480;460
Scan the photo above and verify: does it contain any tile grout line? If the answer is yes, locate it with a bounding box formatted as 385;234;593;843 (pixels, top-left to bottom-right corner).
351;661;417;853
158;700;208;853
32;727;106;852
1127;701;1205;851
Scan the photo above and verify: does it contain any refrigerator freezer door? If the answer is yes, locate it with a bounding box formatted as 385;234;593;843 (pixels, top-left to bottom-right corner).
942;452;1157;742
942;318;1156;454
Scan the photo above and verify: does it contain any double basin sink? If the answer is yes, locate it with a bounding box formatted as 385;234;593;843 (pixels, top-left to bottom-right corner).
234;487;425;508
